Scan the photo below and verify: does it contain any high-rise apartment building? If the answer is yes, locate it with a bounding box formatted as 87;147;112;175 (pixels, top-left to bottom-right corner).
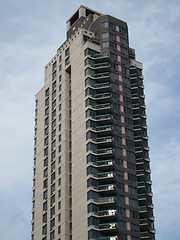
32;5;155;240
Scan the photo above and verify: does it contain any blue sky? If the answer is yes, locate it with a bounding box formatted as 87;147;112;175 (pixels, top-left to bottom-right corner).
0;0;180;239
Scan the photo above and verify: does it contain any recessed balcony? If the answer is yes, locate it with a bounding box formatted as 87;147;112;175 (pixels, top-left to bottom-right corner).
96;136;113;144
141;231;149;239
98;184;115;192
140;218;148;225
92;92;111;100
98;222;116;231
139;206;147;213
98;209;116;217
90;196;115;206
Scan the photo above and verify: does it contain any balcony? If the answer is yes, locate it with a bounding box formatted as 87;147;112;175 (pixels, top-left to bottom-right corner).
140;218;148;225
91;92;111;100
96;136;113;144
141;231;149;239
138;193;146;200
92;103;111;111
96;125;112;132
139;206;147;213
98;209;116;217
97;172;114;179
91;196;115;205
98;222;116;231
96;148;113;155
94;72;110;79
93;82;110;89
98;184;115;192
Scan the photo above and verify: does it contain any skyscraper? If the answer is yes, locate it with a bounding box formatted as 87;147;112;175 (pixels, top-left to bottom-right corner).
32;5;155;240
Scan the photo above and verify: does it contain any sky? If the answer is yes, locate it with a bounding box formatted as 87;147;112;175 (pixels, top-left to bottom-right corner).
0;0;180;239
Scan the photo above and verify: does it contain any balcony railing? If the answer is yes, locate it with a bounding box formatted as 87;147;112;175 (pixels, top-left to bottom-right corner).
96;125;112;132
99;222;116;230
96;148;113;155
93;103;111;110
97;159;113;166
96;196;115;204
98;184;115;191
97;172;114;178
93;82;110;89
96;136;113;143
91;92;110;99
98;209;116;217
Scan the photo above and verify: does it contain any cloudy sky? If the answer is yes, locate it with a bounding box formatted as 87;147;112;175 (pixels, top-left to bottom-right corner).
0;0;180;239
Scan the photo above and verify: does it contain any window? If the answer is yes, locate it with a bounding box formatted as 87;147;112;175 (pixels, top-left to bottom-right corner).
34;118;37;126
44;137;48;146
51;194;55;206
58;190;61;198
43;213;47;223
58;201;61;209
44;158;48;167
65;47;69;57
52;100;56;110
59;55;62;62
58;167;61;175
51;130;56;140
35;100;38;107
58;156;61;164
51;183;55;195
32;211;35;220
42;224;47;235
58;178;61;186
52;61;56;72
52;110;56;120
45;117;49;126
50;206;55;218
52;71;56;80
51;140;56;151
45;88;49;97
52;119;56;130
43;190;48;200
101;22;109;29
58;213;61;222
45;97;49;106
51;172;55;183
44;168;48;178
58;225;61;235
52;90;56;100
43;179;48;189
65;57;69;66
59;65;62;71
50;218;55;230
52;81;56;91
43;201;47;211
45;127;49;136
44;147;48;156
45;107;49;116
58;145;61;153
59;75;62;82
51;161;55;172
50;231;55;240
32;189;35;198
51;150;56;161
